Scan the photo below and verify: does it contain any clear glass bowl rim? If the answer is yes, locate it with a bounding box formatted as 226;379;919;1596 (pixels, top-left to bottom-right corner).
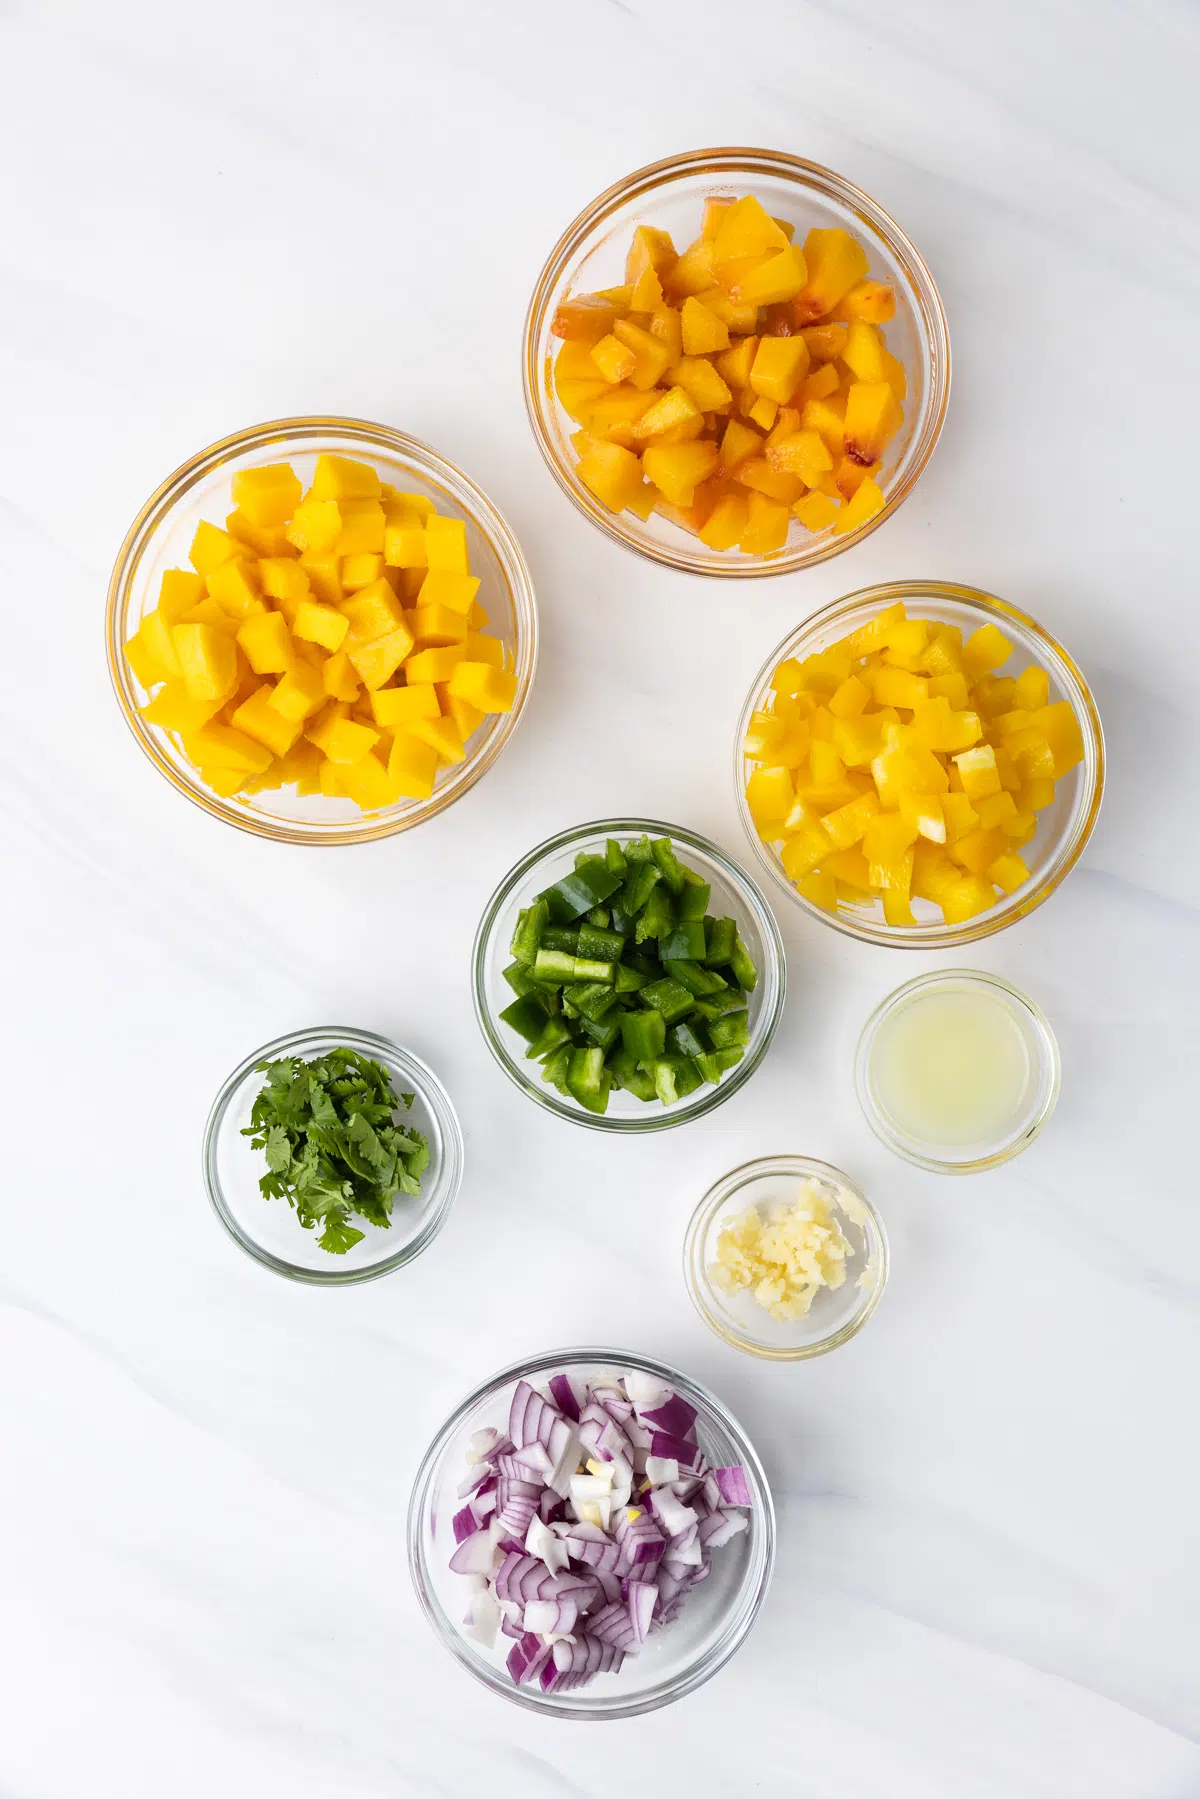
735;579;1106;947
522;144;951;577
106;414;539;845
684;1153;889;1359
406;1343;776;1718
202;1023;465;1283
853;967;1062;1172
471;816;787;1132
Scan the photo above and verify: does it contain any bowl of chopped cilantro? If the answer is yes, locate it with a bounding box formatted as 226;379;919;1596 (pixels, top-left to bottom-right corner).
203;1026;464;1282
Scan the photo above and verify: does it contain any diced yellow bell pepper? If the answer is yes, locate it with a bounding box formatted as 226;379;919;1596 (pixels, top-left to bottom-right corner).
911;842;960;902
388;731;440;799
949;826;1008;877
953;744;1003;800
1033;702;1085;777
870;667;928;709
989;850;1031;894
882;890;917;927
821;790;880;849
293;599;349;653
781;823;832;879
939;875;997;924
864;813;919;868
941;792;980;840
972;791;1019;830
236;610;293;675
828;675;870;719
795;869;838;912
172;622;238;702
927;671;969;709
745;765;794;831
231;463;302;526
962;622;1015;679
1014;665;1050;711
898;791;946;843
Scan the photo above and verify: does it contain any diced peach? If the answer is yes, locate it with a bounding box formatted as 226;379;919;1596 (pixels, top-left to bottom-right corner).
836;280;896;324
832;477;885;535
843;382;901;464
551;294;624;343
730;243;807;306
749;336;810;405
680;296;729;355
576;440;646;513
591;334;637;384
669;357;733;412
642;441;719;506
612;318;673;389
629;386;704;444
796;227;869;322
698;493;749;550
738;492;790;554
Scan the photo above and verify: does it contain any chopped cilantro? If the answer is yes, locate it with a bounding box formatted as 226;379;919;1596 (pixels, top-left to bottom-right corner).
242;1048;429;1254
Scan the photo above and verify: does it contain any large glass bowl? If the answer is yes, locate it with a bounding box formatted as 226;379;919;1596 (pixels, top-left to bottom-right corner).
736;581;1105;947
203;1025;464;1284
523;146;950;576
407;1347;775;1718
472;819;786;1132
107;416;538;844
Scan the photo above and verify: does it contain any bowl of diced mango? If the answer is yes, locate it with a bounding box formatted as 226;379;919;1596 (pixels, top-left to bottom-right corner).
108;417;538;843
523;147;950;574
737;582;1104;946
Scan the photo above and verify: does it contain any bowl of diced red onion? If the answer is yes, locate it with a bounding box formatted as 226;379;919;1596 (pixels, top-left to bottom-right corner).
407;1348;775;1717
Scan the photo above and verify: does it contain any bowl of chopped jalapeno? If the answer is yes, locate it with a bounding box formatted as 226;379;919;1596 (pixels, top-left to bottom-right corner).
472;820;786;1131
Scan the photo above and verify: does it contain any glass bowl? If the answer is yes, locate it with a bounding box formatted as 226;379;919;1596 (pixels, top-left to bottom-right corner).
472;819;786;1132
203;1025;464;1283
736;580;1105;947
523;146;950;576
855;969;1060;1172
407;1346;775;1718
107;416;538;845
685;1155;887;1359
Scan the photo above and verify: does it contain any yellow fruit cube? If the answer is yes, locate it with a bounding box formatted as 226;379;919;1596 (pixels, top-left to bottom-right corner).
285;498;342;554
766;428;832;486
800;396;846;456
412;569;478;618
182;723;274;776
407;713;466;766
843;382;900;465
611;318;674;388
749;336;809;405
738;492;790;554
128;608;183;684
591;334;637;384
340;577;405;644
171;622;238;702
746;397;779;433
424;514;470;575
388;732;440;798
307;455;379;501
347;625;415;691
630;386;704;444
139;681;224;733
577;440;646;513
796;228;869;322
369;683;438;728
331;499;385;556
837;280;896;324
384;516;429;569
342;552;386;592
321;651;360;702
267;662;325;722
730;243;807;306
712;195;789;266
642;441;718;506
158;570;206;620
438;688;484;741
258;557;311;611
953;744;1003;799
293;600;349;653
669;356;733;412
842;321;886;382
337;751;396;810
409;602;468;647
793;491;841;532
188;520;241;577
405;645;466;684
698;494;749;550
230;463;302;527
962;622;1015;678
230;686;303;756
800;362;841;402
226;511;293;558
445;661;516;714
461;632;503;668
306;711;380;763
236;609;292;675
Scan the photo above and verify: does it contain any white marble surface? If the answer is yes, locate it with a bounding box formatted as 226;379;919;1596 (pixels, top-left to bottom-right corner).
2;0;1197;1791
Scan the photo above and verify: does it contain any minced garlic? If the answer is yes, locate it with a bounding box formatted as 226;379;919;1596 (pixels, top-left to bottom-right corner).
710;1177;859;1321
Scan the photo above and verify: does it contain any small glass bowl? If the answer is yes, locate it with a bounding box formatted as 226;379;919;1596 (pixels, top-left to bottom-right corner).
407;1346;775;1718
203;1025;464;1283
107;416;538;845
685;1155;887;1359
736;581;1105;947
855;969;1060;1172
472;819;786;1132
523;146;950;576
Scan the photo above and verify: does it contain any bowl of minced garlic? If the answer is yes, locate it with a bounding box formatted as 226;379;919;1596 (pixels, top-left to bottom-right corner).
684;1155;887;1358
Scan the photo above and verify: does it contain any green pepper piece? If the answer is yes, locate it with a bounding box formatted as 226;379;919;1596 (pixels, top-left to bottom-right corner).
503;961;537;997
566;1045;606;1098
729;933;759;992
635;886;674;943
610;1046;657;1102
584;906;611;929
540;925;580;954
572;955;616;983
663;958;728;997
708;1010;749;1049
660;920;706;962
622;858;661;917
572;1071;612;1115
703;916;737;966
647;1055;702;1106
637;977;695;1024
510;897;549;967
541;1044;572;1091
694;1048;742;1083
691;990;746;1020
614;962;651;994
609;899;635;935
605;838;628;876
713;1046;744;1073
668;1018;709;1058
499;992;551;1043
526;1016;574;1060
579;1013;621;1052
619;1009;666;1061
651;838;688;895
532;948;578;986
677;876;711;921
563;981;617;1021
578;922;626;962
624;834;654;864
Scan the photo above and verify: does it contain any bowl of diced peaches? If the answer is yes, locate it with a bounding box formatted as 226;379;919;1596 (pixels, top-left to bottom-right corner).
523;148;950;574
737;583;1104;946
108;417;538;844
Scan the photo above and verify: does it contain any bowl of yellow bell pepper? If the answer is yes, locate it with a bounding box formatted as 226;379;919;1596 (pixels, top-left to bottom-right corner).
108;417;538;844
523;147;950;576
736;582;1104;946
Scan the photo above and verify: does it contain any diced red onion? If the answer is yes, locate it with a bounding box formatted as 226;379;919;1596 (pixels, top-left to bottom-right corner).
713;1465;753;1508
641;1395;697;1439
627;1579;657;1644
548;1373;581;1420
451;1504;478;1545
650;1430;702;1470
449;1528;498;1575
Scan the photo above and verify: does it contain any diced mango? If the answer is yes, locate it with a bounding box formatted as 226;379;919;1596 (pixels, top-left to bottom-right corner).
267;662;325;722
407;713;466;766
388;732;440;798
346;624;415;691
342;552;386;592
182;724;273;776
236;609;293;675
445;661;517;713
172;622;238;702
231;463;302;526
139;682;225;734
293;600;349;653
285;497;342;555
188;520;241;577
309;454;381;501
337;751;396;811
642;440;719;506
298;553;343;605
230;686;303;757
158;570;206;620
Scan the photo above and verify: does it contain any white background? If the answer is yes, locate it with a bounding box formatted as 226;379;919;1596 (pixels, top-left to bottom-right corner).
2;1;1198;1794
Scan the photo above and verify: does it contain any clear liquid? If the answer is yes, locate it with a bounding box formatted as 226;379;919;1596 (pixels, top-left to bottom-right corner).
870;985;1033;1150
